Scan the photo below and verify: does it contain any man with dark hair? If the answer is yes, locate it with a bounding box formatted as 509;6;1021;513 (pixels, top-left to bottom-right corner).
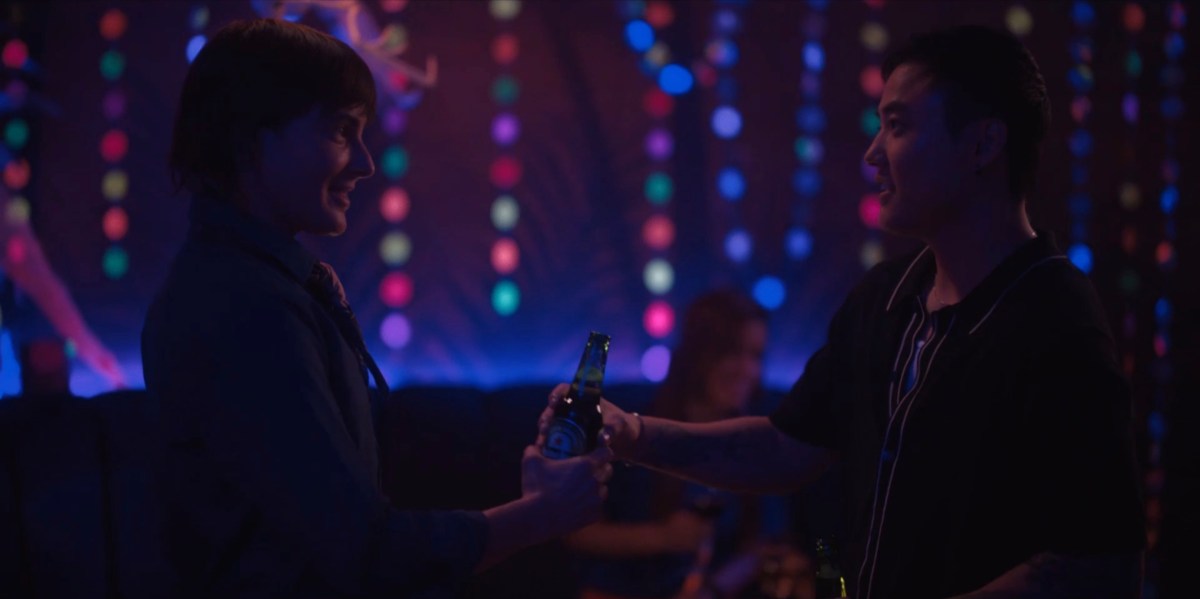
144;19;612;597
549;25;1143;598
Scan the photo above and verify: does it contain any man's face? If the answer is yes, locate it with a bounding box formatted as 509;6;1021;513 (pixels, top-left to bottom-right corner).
251;104;375;236
863;63;976;238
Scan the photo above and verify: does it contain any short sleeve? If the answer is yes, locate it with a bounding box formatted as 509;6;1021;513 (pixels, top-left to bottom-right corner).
769;298;853;451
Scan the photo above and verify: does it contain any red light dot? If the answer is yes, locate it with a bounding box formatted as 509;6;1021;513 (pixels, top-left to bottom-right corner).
103;207;129;241
1123;3;1145;33
6;237;26;265
642;215;675;250
387;71;410;92
492;34;519;65
100;9;128;41
694;61;718;88
491;238;520;274
489;156;523;189
1156;242;1174;265
859;194;882;229
380;0;408;13
865;0;886;7
3;158;30;190
2;39;28;69
380;272;414;308
645;1;675;28
1153;335;1167;358
860;65;883;97
100;129;129;163
644;301;675;338
643;88;674;118
380;187;410;223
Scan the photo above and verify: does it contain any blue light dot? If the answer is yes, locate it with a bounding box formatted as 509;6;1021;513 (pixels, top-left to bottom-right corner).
717;167;745;201
625;19;654;52
1155;298;1171;326
1068;193;1092;218
796;105;826;134
1069;129;1093;157
753;276;786;311
1161;96;1184;121
786;228;813;260
808;0;830;9
1068;66;1094;93
1071;164;1088;187
1164;32;1184;60
1160;186;1179;214
803;41;824;71
1068;244;1093;274
715;77;738;102
712;106;742;139
1071;1;1096;26
641;345;672;382
658;64;694;95
725;229;752;263
792;168;821;198
186;35;207;63
1148;410;1166;440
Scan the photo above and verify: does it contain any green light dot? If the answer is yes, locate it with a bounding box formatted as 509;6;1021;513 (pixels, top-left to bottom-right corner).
492;76;520;105
491;195;520;231
103;246;129;279
1120;270;1140;295
861;108;881;136
1125;51;1142;78
492;279;520;316
5;119;29;149
643;259;674;295
380;232;412;266
102;169;129;201
380;145;409;180
6;196;30;225
100;50;125;81
644;172;673;205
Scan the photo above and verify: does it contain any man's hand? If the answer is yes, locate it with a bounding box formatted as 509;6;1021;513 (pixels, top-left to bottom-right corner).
518;443;613;538
540;383;640;458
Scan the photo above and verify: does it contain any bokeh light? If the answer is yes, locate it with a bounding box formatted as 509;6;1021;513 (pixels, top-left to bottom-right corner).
380;145;409;180
491;75;520;105
643;301;675;338
644;259;674;295
380;232;412;266
491;195;520;231
380;187;410;223
717;167;745;201
1119;182;1140;210
794;137;824;165
1160;186;1179;214
380;313;412;349
792;167;821;198
1068;243;1094;274
5;195;29;225
645;42;670;68
100;129;129;163
803;42;824;71
492;33;519;65
1123;3;1145;32
625;20;654;52
102;206;129;241
103;246;129;279
190;5;210;29
860;23;888;52
4;119;28;149
860;240;884;270
753;276;786;311
859;194;882;229
796;105;826;134
102;89;126;121
786;227;813;260
642;215;675;250
102;169;129;201
380;272;414;308
100;8;128;41
645;128;674;160
644;172;673;205
3;158;30;190
490;0;522;21
644;88;674;118
860;65;883;97
100;50;125;81
645;1;675;28
6;237;26;265
187;35;207;63
724;229;752;263
706;39;738;68
492;280;520;316
641;345;671;382
492;113;520;146
711;106;742;139
491;238;520;274
2;40;28;70
490;156;523;189
658;64;694;95
861;108;881;136
1005;5;1034;37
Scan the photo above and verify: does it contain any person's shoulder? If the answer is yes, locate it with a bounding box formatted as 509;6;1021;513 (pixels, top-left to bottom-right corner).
841;246;930;310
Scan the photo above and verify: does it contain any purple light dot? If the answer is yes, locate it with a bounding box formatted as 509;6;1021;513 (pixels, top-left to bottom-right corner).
6;80;28;108
492;113;520;146
380;313;412;349
1122;93;1139;124
645;128;673;160
103;89;126;121
641;345;671;382
382;108;408;136
801;72;820;99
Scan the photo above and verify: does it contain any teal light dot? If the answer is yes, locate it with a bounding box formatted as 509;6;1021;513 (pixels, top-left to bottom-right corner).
860;108;880;136
379;232;412;266
381;145;409;180
492;279;520;316
1125;51;1142;78
5;119;29;149
644;172;673;205
491;195;520;231
100;50;125;81
103;246;129;279
492;76;520;105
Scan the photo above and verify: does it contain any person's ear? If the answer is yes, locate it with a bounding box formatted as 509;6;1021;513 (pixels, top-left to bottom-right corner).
973;118;1007;173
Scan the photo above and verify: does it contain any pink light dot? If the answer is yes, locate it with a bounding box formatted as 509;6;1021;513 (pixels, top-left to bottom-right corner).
642;215;675;250
103;207;129;241
489;156;523;189
100;129;129;163
491;238;520;274
643;301;675;338
380;272;414;308
2;40;28;70
3;158;30;190
6;237;26;265
380;187;410;223
859;194;882;229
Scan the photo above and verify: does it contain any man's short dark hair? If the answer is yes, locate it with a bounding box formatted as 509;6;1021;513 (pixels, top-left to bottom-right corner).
882;25;1051;201
169;18;376;200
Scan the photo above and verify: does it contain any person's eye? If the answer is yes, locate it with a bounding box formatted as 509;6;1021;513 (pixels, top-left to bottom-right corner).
888;119;904;134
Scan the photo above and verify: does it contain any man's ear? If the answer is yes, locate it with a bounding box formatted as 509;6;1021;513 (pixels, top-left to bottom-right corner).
974;118;1008;171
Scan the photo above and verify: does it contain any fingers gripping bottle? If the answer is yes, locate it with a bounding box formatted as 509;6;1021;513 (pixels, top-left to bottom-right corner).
542;331;610;459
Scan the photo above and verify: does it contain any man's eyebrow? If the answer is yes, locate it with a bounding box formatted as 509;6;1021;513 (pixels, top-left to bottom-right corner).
877;101;909;117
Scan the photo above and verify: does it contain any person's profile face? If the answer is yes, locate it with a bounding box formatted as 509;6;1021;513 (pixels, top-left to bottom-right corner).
863;63;976;238
248;103;375;236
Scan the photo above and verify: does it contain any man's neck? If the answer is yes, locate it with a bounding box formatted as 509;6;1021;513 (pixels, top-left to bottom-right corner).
924;201;1036;308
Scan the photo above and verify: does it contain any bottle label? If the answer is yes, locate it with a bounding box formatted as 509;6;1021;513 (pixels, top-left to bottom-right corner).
543;418;586;459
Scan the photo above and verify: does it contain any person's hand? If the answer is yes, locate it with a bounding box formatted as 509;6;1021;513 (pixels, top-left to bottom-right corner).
74;333;128;389
660;509;716;553
540;383;641;459
519;443;613;537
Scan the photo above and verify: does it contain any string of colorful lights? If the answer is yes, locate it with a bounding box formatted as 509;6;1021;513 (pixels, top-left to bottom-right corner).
858;0;887;270
2;22;33;326
488;0;522;317
99;7;129;283
1065;1;1096;276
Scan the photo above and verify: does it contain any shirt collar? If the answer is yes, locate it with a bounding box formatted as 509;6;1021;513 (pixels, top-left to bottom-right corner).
188;197;318;285
886;231;1067;334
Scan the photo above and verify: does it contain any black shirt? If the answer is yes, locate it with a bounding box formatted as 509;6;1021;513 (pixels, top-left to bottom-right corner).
770;234;1144;599
142;199;487;598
